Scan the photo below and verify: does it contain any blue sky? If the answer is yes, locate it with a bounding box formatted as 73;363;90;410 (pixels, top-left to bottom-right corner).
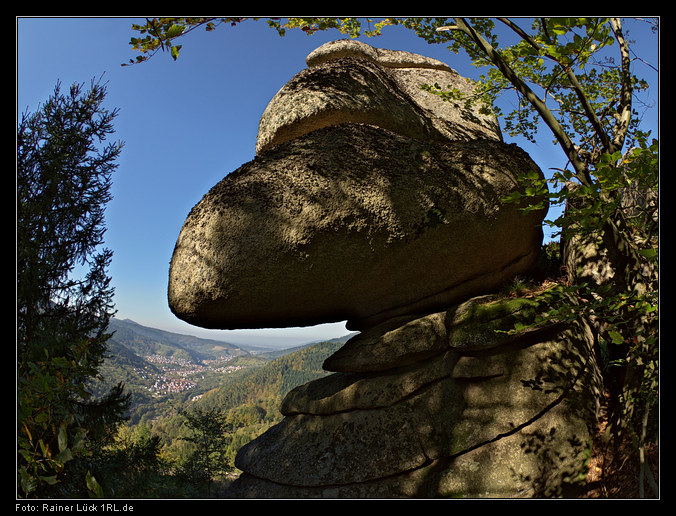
17;17;659;348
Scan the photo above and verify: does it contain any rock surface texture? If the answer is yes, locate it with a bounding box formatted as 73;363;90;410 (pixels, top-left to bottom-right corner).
167;40;602;497
168;40;543;331
231;296;602;498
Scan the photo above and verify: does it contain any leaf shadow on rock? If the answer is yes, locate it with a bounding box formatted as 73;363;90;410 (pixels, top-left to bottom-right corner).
168;123;547;332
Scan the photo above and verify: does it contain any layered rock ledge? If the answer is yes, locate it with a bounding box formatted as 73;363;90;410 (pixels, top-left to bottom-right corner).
228;293;602;498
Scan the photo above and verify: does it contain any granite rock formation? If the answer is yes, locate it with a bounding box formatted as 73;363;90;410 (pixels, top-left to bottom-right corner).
166;39;602;498
168;40;544;332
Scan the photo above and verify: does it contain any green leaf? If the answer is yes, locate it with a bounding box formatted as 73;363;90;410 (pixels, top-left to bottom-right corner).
86;471;104;498
638;248;658;259
166;24;185;38
608;330;624;344
170;44;182;60
57;422;68;452
39;475;59;485
55;447;73;464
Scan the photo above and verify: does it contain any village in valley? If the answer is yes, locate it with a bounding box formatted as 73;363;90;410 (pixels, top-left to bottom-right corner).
137;354;245;396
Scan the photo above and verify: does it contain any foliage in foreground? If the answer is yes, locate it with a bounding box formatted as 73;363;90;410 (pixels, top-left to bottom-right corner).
17;79;128;497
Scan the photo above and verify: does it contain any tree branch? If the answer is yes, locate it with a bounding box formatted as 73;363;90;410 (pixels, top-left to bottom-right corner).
609;18;633;154
498;17;613;157
442;18;592;186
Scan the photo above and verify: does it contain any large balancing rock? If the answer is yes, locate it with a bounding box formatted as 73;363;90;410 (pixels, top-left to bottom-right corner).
167;123;546;331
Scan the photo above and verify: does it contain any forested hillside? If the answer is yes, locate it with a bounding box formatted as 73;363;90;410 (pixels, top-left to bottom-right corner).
93;319;350;426
91;319;249;424
197;338;346;411
141;338;347;471
88;318;351;493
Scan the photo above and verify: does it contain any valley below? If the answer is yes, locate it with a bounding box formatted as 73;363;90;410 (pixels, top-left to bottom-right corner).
90;317;352;485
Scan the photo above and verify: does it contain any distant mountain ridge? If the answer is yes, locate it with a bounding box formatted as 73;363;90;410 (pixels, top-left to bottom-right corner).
106;318;250;364
97;318;258;423
97;318;355;426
